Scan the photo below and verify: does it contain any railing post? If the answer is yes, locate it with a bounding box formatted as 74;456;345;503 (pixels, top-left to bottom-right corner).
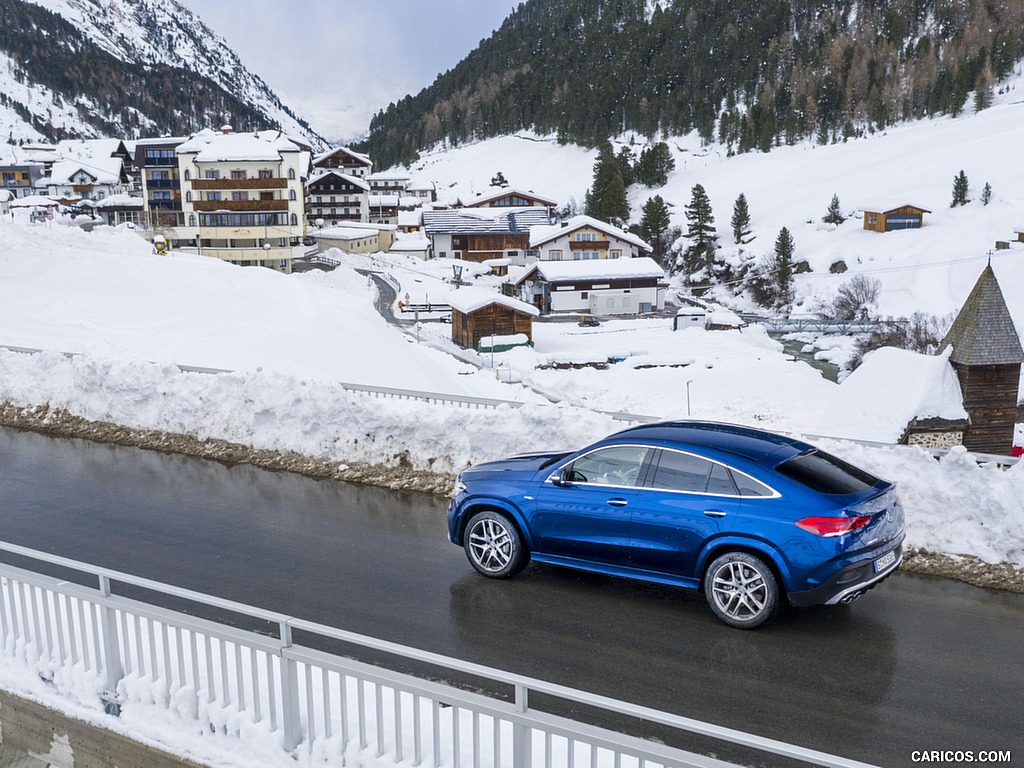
513;684;530;768
97;575;123;715
279;621;303;752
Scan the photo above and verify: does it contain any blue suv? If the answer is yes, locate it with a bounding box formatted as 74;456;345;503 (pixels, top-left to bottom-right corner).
447;421;905;628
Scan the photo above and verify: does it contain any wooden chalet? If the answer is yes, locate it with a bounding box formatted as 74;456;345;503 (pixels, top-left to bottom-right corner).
938;265;1024;454
862;205;930;233
312;146;372;178
447;288;539;350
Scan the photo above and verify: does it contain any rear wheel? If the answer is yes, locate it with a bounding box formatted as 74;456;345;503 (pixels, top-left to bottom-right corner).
464;511;528;578
704;551;779;629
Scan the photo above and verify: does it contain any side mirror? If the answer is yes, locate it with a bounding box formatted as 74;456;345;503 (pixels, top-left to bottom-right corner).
550;466;574;487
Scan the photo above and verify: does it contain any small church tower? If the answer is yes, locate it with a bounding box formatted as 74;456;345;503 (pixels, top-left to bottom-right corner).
939;265;1024;455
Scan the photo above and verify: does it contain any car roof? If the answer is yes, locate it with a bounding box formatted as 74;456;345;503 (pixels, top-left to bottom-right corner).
607;421;813;465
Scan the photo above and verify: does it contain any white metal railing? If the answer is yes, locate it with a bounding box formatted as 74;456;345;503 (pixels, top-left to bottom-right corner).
0;540;880;768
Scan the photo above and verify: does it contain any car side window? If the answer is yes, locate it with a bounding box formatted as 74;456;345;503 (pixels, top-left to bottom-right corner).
565;446;650;487
707;463;739;495
647;450;714;492
730;469;776;497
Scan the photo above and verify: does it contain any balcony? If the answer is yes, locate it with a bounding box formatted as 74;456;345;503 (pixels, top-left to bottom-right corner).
191;178;288;190
193;200;289;212
569;240;610;251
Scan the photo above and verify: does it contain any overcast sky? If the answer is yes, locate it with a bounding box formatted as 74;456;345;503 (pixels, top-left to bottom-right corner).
175;0;515;142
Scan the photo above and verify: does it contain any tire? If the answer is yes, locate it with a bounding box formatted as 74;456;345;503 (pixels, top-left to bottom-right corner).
704;551;779;629
463;510;528;579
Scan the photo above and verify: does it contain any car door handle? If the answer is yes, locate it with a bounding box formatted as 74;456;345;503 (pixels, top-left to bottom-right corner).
703;509;728;518
607;498;629;507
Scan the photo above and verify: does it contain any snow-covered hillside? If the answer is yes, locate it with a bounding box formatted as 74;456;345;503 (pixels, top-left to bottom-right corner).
406;65;1024;324
1;0;323;146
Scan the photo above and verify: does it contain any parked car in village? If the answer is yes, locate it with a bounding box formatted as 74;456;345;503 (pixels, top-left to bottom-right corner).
448;421;905;628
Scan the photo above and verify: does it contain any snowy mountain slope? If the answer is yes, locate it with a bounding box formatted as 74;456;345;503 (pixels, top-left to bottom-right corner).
1;0;325;146
402;64;1024;327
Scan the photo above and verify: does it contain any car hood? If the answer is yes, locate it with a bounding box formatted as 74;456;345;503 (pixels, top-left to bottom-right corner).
464;451;571;479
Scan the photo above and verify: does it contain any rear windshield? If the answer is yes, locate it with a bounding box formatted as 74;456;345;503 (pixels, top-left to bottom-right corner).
775;450;879;495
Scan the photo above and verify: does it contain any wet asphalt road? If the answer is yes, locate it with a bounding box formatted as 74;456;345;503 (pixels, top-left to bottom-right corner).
0;426;1021;768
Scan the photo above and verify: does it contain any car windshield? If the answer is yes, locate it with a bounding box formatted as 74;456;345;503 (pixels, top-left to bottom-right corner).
775;450;880;495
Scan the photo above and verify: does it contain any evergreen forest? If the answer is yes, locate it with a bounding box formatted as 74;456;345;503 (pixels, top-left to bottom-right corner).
359;0;1024;168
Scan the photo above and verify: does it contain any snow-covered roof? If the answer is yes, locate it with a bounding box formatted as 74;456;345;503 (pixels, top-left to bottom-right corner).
861;203;932;214
826;346;967;442
317;226;380;241
389;235;430;253
517;256;665;284
397;210;422;227
95;195;144;209
367;170;411;182
313;146;371;167
9;194;62;208
0;190;12;203
422;208;551;235
530;215;651;251
177;129;304;162
48;158;125;186
368;194;419;207
446;287;540;317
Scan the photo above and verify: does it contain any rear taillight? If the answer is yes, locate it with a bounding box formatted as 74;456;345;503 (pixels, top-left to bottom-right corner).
796;515;872;537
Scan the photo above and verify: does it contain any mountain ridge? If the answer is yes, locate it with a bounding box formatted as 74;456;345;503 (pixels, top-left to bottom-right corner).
0;0;326;147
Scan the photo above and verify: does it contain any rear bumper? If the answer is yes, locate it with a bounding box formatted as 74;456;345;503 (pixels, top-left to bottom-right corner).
788;544;903;607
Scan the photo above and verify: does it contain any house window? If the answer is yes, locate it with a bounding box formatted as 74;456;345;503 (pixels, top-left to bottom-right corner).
189;214;196;227
259;170;272;179
290;214;298;225
184;169;191;180
153;191;171;201
289;190;296;200
204;170;220;180
185;192;192;202
549;249;562;260
208;192;222;201
231;170;246;180
288;168;296;179
610;249;622;259
151;170;170;181
232;191;247;201
576;232;597;241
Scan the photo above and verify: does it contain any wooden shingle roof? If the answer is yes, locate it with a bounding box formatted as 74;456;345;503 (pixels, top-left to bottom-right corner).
940;265;1024;365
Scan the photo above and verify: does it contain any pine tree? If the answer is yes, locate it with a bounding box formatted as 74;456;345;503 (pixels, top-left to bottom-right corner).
823;194;846;225
640;195;672;265
951;170;970;207
731;193;751;244
684;184;717;272
773;227;795;307
585;141;629;225
636;142;675;187
490;171;508;188
981;183;992;206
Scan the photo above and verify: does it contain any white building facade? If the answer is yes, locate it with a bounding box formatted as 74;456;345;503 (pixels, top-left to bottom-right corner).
177;128;310;273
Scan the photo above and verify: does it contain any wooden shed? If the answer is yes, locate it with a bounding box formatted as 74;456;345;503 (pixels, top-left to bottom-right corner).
862;205;931;233
938;265;1024;455
447;288;539;351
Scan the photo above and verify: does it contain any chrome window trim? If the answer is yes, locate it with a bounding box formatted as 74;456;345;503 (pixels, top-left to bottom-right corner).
545;443;653;490
640;446;782;500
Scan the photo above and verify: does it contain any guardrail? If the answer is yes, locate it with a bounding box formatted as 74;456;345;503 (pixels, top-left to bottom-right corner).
0;344;1015;464
0;540;880;768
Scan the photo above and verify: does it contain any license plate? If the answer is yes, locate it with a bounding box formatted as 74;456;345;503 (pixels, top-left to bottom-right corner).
874;550;897;573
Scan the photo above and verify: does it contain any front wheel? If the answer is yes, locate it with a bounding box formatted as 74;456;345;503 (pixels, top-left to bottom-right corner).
464;511;528;578
704;551;779;629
